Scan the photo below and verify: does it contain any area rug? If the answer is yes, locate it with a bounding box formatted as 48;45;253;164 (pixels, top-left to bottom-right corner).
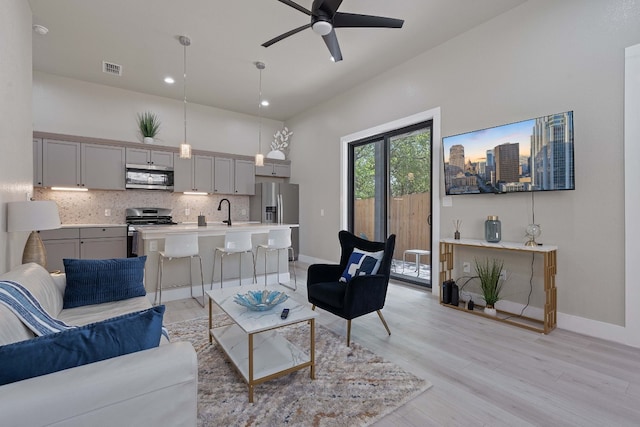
166;315;432;427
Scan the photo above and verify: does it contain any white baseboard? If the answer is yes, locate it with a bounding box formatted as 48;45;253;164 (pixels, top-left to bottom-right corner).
148;272;292;304
458;290;637;348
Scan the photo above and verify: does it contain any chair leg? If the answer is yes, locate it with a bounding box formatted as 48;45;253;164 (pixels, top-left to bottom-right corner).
155;256;163;306
346;319;352;347
311;305;316;311
190;255;205;308
376;310;391;336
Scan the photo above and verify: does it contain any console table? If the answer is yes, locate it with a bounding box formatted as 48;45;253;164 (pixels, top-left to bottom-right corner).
439;238;557;334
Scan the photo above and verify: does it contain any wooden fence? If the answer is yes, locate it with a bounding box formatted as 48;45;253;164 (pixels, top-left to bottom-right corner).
354;192;432;259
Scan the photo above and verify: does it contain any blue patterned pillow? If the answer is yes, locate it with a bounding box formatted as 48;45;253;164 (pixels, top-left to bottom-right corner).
63;257;147;309
339;248;384;283
0;305;164;386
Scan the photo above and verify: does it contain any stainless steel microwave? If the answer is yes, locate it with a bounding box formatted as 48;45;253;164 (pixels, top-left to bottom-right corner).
125;164;174;190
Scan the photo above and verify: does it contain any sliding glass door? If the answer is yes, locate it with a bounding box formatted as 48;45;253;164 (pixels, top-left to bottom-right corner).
348;121;433;287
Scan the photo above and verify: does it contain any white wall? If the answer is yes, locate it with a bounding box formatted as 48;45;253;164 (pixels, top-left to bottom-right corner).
33;72;284;156
0;1;33;272
287;0;640;331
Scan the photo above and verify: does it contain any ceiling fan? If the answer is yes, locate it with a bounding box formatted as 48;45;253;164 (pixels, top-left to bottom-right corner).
262;0;404;62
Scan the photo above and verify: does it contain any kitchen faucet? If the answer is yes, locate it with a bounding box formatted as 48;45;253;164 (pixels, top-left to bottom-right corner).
217;198;231;226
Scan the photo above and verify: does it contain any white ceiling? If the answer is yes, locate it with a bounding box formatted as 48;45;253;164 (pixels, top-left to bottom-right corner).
29;0;526;121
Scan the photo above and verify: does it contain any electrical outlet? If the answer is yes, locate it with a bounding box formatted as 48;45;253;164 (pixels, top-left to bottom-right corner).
104;209;111;217
185;208;190;216
463;261;471;273
241;209;246;216
500;269;507;280
320;209;325;217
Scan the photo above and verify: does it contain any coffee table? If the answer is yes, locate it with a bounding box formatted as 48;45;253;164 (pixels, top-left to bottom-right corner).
206;285;318;402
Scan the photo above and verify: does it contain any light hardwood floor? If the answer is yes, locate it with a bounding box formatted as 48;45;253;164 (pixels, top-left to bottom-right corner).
163;263;640;427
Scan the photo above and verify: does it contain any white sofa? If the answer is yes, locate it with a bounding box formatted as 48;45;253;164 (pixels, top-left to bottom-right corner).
0;263;198;427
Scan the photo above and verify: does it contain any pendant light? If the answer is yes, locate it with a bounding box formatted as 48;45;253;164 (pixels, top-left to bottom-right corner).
179;35;192;159
255;61;266;167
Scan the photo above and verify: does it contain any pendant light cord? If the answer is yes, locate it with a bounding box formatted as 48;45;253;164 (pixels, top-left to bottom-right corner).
258;66;263;153
183;39;188;145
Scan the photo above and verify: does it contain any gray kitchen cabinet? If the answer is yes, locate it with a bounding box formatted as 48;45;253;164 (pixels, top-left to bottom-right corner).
126;147;174;168
214;157;233;194
173;153;213;193
255;161;290;178
40;228;81;273
42;140;125;190
82;143;126;190
40;226;126;273
33;138;43;187
43;139;81;188
234;159;255;195
79;227;127;260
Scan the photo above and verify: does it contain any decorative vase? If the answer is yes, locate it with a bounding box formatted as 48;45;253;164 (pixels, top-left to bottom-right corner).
266;150;285;160
484;306;497;316
143;137;154;144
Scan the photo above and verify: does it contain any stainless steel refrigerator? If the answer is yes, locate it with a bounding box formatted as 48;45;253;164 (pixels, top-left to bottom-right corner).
250;182;299;260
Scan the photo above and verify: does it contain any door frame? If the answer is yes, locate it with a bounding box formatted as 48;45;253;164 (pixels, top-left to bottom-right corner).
340;107;442;297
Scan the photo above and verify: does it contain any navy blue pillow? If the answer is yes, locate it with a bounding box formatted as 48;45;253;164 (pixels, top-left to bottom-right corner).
0;305;164;386
339;248;384;283
63;257;147;309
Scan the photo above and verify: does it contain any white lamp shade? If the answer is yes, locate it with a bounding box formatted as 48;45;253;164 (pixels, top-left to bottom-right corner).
7;201;61;232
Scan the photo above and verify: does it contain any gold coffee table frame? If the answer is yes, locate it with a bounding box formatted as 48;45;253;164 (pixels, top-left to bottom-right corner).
207;286;318;402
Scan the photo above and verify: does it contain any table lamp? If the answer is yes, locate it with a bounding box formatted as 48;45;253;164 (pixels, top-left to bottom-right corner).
7;200;61;268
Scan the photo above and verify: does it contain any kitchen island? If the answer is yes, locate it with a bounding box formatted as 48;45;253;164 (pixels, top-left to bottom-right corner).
134;223;299;303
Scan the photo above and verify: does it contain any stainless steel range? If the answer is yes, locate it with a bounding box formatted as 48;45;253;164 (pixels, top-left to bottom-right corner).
126;207;176;256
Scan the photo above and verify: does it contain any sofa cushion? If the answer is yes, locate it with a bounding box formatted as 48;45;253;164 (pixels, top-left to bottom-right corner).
339;248;384;283
62;257;147;309
0;305;164;386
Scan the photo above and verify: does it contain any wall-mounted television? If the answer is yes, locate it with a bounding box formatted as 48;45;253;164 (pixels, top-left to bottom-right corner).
443;111;574;195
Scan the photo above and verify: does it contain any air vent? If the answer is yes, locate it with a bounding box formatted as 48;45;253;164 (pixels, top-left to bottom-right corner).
102;61;122;76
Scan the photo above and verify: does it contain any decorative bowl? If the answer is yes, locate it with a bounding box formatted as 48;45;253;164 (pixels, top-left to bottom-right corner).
233;290;288;311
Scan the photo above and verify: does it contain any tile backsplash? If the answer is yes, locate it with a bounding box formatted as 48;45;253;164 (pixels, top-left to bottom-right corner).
35;188;250;225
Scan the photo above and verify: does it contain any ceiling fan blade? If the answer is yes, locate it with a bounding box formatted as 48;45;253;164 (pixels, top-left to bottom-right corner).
333;12;404;29
322;29;343;62
313;0;344;16
262;23;312;47
276;0;312;16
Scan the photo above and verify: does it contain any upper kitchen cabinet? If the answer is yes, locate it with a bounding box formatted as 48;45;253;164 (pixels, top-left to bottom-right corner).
42;140;126;190
213;157;233;194
33;138;43;187
234;159;255;195
255;161;290;178
174;153;214;193
126;147;173;168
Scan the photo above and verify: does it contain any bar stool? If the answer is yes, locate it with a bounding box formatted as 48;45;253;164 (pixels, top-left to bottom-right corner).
254;228;297;291
155;233;204;307
211;231;255;288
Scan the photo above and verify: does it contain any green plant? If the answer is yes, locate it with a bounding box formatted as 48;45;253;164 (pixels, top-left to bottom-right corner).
474;257;504;307
137;111;160;138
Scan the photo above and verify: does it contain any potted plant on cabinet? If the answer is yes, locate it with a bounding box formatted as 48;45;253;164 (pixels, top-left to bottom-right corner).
137;111;160;144
474;257;504;316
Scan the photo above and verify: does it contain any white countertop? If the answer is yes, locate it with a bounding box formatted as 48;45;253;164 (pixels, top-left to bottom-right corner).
134;222;298;239
60;223;127;228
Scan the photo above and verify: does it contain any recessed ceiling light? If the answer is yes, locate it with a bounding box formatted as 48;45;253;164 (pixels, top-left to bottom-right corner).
164;77;175;84
33;24;49;35
261;100;269;107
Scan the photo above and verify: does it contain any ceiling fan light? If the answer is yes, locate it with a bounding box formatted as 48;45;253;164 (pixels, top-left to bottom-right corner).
312;20;332;36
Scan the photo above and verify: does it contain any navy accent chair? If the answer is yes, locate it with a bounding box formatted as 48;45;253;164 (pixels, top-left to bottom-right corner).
307;230;396;346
